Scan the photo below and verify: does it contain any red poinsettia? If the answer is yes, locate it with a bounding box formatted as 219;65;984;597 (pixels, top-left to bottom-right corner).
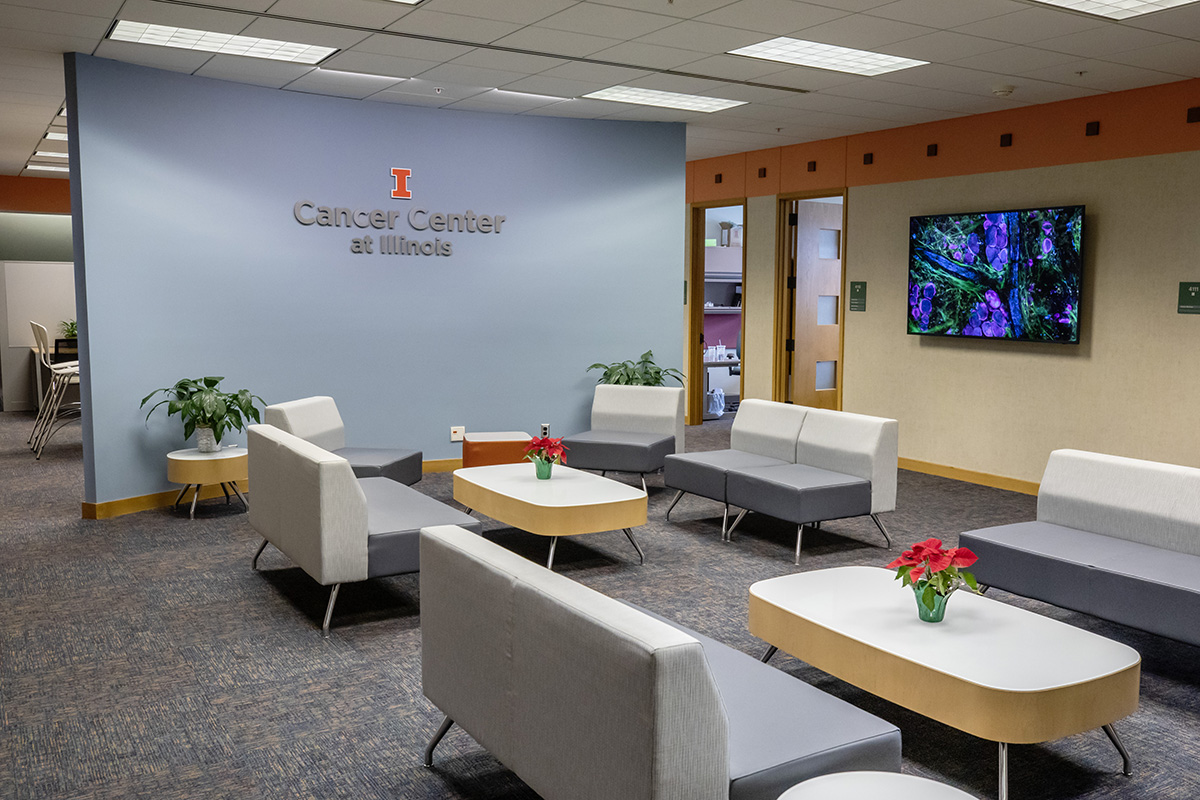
887;537;979;611
524;436;568;465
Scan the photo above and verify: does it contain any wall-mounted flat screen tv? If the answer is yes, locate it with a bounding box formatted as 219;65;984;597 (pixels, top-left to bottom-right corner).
908;205;1083;344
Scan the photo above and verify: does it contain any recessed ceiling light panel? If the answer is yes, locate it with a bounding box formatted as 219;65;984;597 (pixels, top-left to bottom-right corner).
1030;0;1197;19
583;86;745;113
44;132;68;141
26;164;70;172
109;20;337;64
35;151;68;158
729;37;928;76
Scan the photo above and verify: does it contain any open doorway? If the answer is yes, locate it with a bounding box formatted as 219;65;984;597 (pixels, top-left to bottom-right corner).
776;194;845;409
690;203;744;424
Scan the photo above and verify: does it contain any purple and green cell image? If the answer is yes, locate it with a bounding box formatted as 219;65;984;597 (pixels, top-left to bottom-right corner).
907;205;1083;344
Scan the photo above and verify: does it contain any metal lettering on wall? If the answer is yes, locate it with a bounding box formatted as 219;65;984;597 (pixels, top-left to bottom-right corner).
292;167;507;257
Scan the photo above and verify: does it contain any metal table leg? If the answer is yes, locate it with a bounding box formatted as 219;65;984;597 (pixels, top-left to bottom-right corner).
999;742;1008;800
229;480;249;511
760;645;777;663
622;528;645;565
546;536;558;569
1103;723;1133;776
189;485;201;520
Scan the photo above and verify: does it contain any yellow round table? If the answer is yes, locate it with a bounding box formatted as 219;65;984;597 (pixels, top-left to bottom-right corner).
167;447;248;519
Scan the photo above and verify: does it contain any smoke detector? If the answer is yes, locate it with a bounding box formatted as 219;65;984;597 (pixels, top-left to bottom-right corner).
992;85;1015;98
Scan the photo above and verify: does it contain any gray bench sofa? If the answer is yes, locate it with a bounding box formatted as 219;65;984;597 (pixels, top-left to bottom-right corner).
960;448;1200;647
664;399;898;563
247;423;479;635
420;524;901;800
265;395;423;486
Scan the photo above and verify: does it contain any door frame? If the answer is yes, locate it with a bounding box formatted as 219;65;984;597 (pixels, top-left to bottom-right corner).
688;199;747;425
772;189;849;409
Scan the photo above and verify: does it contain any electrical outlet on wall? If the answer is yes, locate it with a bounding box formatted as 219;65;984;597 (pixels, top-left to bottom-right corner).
450;426;465;442
540;423;550;437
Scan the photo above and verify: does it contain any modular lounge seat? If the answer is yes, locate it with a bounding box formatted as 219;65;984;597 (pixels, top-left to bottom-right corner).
420;524;901;800
561;384;685;492
247;424;480;636
264;395;423;486
664;399;898;563
960;448;1200;647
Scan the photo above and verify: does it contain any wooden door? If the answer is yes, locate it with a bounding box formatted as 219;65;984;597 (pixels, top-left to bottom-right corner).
788;199;843;409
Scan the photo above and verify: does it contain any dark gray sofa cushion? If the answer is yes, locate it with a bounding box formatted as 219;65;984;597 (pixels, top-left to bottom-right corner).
359;477;481;578
629;603;901;800
335;446;423;486
961;521;1200;647
726;464;871;526
665;450;790;503
561;430;675;474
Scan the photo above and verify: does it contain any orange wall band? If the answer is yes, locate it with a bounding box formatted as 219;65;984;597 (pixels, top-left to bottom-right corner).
0;175;71;213
686;77;1200;201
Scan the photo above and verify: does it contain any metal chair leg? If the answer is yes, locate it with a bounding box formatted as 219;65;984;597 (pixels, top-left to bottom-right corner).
760;645;777;663
794;524;804;565
726;509;747;540
622;528;645;565
640;474;647;494
721;504;730;541
546;537;558;569
252;538;269;570
1103;723;1133;776
321;583;341;637
424;715;455;767
664;489;685;520
870;513;892;548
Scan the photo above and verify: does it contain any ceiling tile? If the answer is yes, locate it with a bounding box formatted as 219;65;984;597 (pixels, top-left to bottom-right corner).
949;45;1080;74
749;65;865;91
1032;25;1176;59
500;74;608;97
0;3;113;38
883;31;1012;63
695;0;848;34
320;50;440;79
677;53;812;81
115;0;254;34
350;33;474;62
537;4;679;39
448;49;567;74
759;89;863;109
599;105;705;122
701;83;811;103
817;77;913;99
1106;40;1200;76
446;91;569;112
866;0;1025;28
1018;58;1186;90
377;77;489;100
623;73;726;94
92;38;216;74
587;0;744;19
951;7;1105;45
536;61;652;85
0;27;100;55
189;0;274;10
489;26;622;57
385;10;524;44
521;97;632;117
430;0;578;25
262;0;411;28
878;63;1001;92
0;62;64;93
283;68;404;98
368;89;456;108
2;0;124;13
1122;3;1200;38
412;62;532;88
789;13;936;48
0;46;67;70
887;86;1016;113
633;20;772;52
236;17;374;49
586;40;708;69
193;53;315;87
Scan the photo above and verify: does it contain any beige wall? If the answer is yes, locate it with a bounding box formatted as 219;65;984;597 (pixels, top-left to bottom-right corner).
843;150;1200;483
742;194;775;401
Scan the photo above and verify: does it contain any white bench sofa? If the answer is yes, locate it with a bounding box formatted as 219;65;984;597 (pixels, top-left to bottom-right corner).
561;384;685;492
420;524;901;800
264;395;423;486
664;400;898;563
960;448;1200;647
247;423;479;635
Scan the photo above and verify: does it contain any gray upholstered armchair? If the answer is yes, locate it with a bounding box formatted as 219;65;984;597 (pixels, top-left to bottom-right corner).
561;384;685;492
264;395;422;485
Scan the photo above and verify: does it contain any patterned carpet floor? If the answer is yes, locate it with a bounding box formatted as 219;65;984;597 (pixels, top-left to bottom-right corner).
2;411;1198;799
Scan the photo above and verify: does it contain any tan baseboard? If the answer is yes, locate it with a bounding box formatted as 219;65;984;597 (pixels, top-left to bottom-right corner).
83;457;467;519
898;457;1039;496
83;481;249;520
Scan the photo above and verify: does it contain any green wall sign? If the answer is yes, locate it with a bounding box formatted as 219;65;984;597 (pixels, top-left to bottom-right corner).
1180;282;1200;314
849;281;867;312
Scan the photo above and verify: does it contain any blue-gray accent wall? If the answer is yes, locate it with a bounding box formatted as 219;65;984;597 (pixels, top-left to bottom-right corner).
67;54;685;505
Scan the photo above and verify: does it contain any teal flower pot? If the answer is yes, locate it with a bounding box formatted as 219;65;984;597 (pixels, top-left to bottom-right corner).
533;457;553;480
913;585;950;623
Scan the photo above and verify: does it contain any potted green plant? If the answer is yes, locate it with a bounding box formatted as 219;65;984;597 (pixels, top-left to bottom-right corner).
59;319;77;339
140;377;264;453
587;350;684;386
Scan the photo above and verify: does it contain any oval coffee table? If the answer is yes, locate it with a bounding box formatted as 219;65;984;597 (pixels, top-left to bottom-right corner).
453;463;647;569
778;771;977;799
750;566;1140;800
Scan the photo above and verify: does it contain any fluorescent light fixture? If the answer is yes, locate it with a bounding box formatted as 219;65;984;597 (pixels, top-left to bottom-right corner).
58;107;67;117
381;0;425;4
27;164;69;172
35;151;68;158
728;37;927;76
1030;0;1197;18
44;132;68;141
108;20;337;64
583;86;746;113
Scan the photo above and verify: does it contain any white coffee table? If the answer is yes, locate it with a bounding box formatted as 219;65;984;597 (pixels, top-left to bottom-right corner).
453;463;647;569
778;771;977;799
749;566;1140;800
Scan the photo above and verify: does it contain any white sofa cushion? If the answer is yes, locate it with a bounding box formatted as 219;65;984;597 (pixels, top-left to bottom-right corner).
590;384;685;455
729;399;809;463
795;408;898;514
264;395;346;451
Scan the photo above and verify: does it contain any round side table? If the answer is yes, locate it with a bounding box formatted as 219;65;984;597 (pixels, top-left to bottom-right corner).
167;446;249;519
778;772;977;799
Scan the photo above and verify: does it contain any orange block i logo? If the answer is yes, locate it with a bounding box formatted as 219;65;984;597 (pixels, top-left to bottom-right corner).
391;168;412;199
